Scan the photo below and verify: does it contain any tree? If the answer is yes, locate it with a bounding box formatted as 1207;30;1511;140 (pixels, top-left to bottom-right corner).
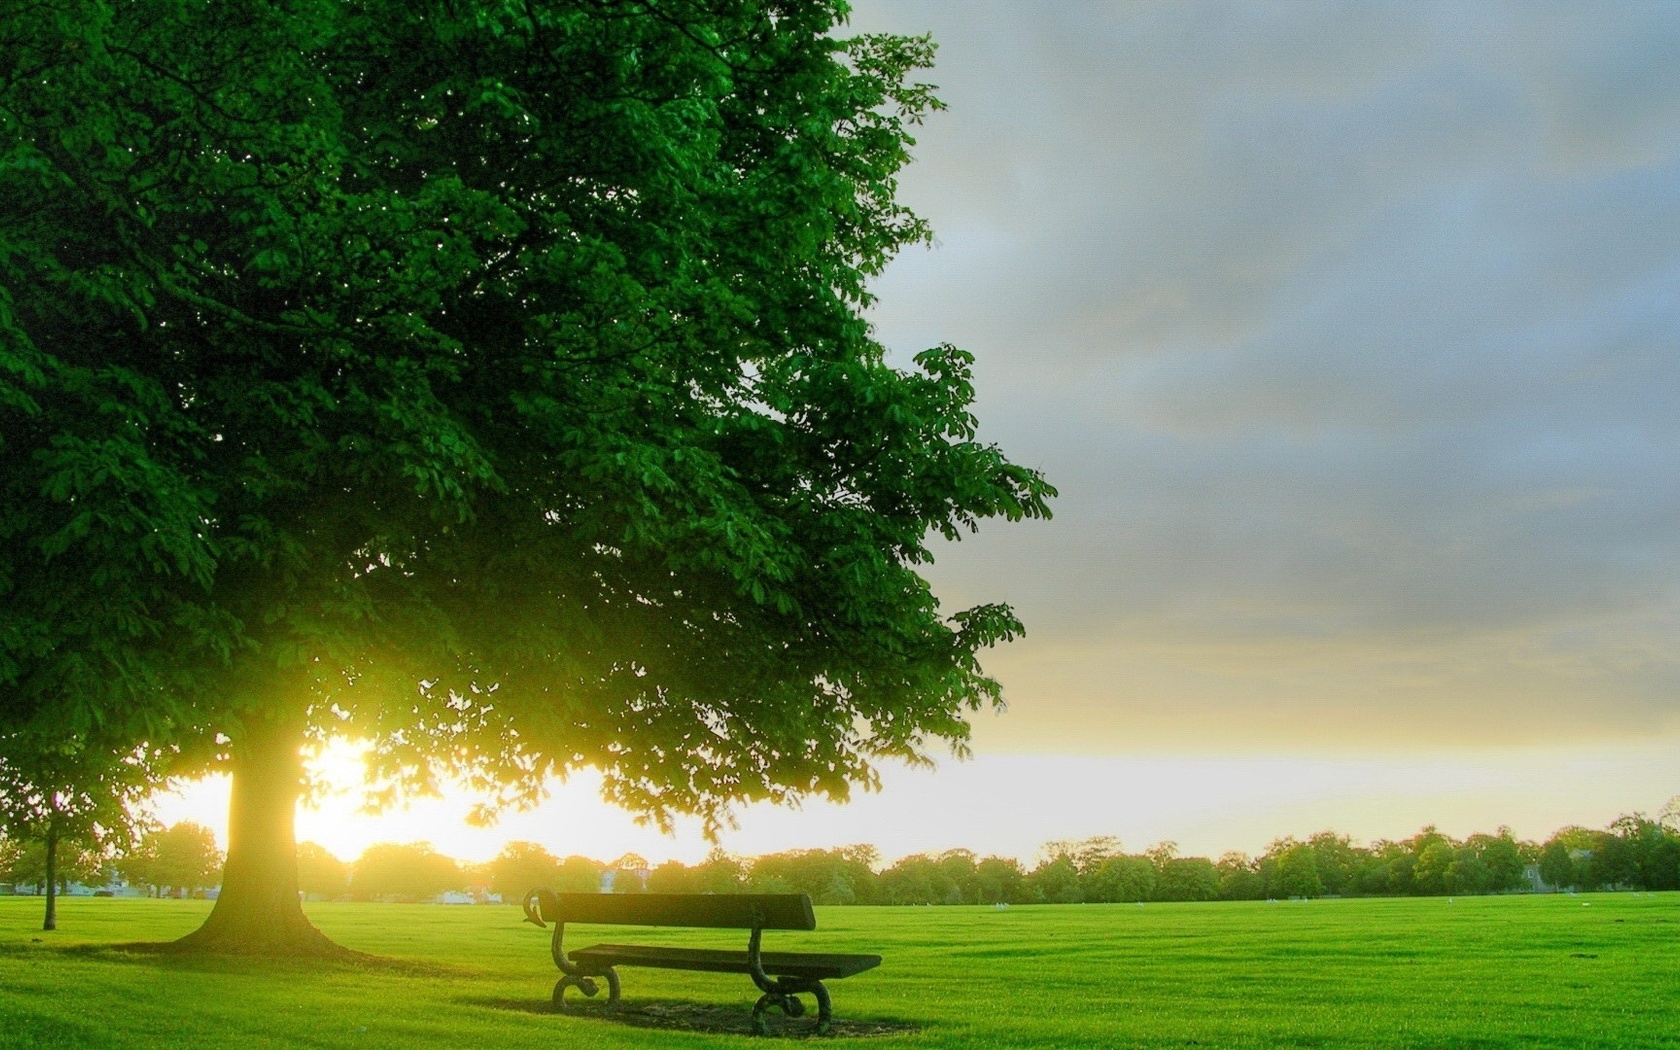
692;848;748;895
1304;832;1359;896
1;836;106;896
349;843;462;903
120;822;224;898
1660;797;1680;835
1412;841;1456;896
1442;849;1491;895
296;842;349;901
1216;852;1265;901
554;855;606;895
1156;857;1220;902
606;853;649;893
0;0;1052;955
1267;840;1325;899
875;853;938;905
646;859;699;895
974;855;1026;905
753;846;878;904
1085;855;1156;903
486;841;562;903
1025;853;1082;905
0;731;161;929
1463;830;1527;893
1538;839;1576;891
1539;826;1598;891
1604;815;1680;891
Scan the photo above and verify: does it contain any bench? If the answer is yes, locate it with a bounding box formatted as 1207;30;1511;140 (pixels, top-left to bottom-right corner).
522;890;881;1034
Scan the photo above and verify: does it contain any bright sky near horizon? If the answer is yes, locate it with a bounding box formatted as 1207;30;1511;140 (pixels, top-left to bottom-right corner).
163;0;1679;866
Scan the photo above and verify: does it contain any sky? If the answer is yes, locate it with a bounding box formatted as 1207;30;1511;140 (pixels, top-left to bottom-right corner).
164;0;1680;866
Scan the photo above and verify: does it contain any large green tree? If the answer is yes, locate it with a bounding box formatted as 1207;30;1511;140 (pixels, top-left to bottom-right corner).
0;0;1052;953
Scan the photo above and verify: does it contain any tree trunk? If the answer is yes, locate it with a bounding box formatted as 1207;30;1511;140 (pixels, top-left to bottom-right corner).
42;822;58;932
172;712;342;955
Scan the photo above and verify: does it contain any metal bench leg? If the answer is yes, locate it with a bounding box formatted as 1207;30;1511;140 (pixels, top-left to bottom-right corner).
751;979;832;1036
553;969;621;1014
811;980;833;1036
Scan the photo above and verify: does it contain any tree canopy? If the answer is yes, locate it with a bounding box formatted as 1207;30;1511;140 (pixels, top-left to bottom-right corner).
0;0;1052;949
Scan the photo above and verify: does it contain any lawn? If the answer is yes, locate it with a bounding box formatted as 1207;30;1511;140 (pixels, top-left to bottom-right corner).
1;893;1675;1048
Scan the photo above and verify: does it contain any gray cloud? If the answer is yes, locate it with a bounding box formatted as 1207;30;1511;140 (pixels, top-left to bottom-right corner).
849;0;1680;748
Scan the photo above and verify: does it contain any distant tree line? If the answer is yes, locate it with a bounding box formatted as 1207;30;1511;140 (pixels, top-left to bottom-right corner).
7;802;1677;906
257;801;1680;904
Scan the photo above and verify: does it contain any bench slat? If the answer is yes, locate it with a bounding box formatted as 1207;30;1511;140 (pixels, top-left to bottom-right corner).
541;892;817;931
571;942;882;980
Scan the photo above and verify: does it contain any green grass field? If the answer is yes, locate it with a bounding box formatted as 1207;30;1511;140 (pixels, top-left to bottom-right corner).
2;893;1675;1048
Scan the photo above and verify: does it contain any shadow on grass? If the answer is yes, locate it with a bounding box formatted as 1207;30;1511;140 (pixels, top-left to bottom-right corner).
53;941;478;979
462;996;920;1039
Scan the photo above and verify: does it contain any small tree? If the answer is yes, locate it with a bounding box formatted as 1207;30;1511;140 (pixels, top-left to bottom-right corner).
646;859;700;895
1;837;106;895
0;732;161;929
486;841;562;902
1268;840;1326;899
1085;855;1156;903
1216;852;1265;901
296;843;349;901
875;854;939;905
350;843;463;902
1660;796;1680;834
0;835;19;890
1025;853;1082;904
121;822;223;898
1157;857;1220;902
1537;839;1575;891
974;856;1026;905
692;849;748;895
554;856;606;895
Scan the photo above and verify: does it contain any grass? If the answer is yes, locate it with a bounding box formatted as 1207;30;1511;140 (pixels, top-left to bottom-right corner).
1;892;1676;1048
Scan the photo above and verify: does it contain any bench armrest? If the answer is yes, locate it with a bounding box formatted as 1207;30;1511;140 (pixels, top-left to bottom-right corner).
522;889;554;928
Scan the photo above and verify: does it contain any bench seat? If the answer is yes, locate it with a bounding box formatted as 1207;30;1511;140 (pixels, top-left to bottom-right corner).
571;942;882;981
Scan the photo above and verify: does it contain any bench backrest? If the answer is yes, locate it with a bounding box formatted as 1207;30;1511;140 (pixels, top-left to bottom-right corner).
538;892;816;931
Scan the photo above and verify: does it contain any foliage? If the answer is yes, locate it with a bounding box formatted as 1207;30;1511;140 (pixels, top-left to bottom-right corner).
1083;855;1156;904
604;853;649;893
973;855;1027;905
0;734;160;861
1216;852;1266;901
1538;816;1680;893
1155;857;1220;902
553;855;605;895
0;729;162;927
118;822;224;897
296;842;350;900
0;0;1054;863
752;845;878;904
0;836;106;893
1025;853;1082;905
348;843;462;903
485;841;561;902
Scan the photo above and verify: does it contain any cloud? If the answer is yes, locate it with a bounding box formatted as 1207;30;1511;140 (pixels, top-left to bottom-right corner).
849;0;1680;749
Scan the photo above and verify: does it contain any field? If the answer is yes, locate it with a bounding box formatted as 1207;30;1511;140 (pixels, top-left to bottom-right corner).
2;893;1676;1049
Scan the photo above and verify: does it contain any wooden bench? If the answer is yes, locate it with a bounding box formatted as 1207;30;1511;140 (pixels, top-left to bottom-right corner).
522;890;881;1034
